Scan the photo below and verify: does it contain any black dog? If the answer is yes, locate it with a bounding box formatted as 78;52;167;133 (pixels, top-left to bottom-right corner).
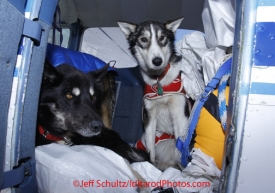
36;60;149;163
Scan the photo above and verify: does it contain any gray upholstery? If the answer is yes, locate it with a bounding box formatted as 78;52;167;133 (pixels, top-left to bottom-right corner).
0;0;25;187
1;0;57;190
59;0;205;31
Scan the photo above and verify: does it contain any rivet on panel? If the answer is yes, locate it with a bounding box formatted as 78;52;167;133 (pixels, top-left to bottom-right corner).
268;54;274;59
259;26;264;32
246;133;251;137
255;49;261;54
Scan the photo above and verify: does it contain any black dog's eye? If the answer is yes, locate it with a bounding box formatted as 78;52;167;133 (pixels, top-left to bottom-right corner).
159;35;165;41
140;37;148;43
91;95;96;101
66;93;73;99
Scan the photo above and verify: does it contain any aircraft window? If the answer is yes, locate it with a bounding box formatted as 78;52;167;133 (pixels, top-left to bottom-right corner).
48;28;70;48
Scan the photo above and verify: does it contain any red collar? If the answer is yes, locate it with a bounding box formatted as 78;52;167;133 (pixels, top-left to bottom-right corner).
38;125;63;141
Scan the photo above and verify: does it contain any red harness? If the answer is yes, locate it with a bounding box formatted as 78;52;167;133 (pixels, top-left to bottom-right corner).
136;65;187;150
143;64;186;99
38;125;63;141
136;131;175;151
144;74;186;99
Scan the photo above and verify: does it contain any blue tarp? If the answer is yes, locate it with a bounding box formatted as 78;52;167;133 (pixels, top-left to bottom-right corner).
46;43;114;73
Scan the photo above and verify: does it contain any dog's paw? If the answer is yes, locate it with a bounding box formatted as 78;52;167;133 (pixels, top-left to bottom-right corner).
147;149;155;162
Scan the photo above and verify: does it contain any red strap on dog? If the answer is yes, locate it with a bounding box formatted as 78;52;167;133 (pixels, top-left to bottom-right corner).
136;139;147;151
135;133;175;151
38;125;63;141
144;74;186;99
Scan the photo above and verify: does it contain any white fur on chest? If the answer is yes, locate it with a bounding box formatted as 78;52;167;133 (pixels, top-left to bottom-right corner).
144;94;187;137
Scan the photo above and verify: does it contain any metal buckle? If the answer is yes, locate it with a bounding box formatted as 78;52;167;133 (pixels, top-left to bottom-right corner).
202;90;212;99
63;136;73;146
43;130;49;138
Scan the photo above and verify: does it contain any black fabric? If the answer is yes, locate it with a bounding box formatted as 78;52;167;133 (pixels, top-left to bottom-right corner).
203;92;221;122
112;66;145;144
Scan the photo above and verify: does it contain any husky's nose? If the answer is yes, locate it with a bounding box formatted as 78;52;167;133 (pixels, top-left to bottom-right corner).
152;57;163;66
89;121;103;132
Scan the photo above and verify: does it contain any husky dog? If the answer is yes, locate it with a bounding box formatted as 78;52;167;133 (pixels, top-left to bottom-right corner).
36;60;149;163
118;18;189;170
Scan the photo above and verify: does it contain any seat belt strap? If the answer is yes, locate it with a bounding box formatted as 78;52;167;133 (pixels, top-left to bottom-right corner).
176;57;232;167
0;158;36;190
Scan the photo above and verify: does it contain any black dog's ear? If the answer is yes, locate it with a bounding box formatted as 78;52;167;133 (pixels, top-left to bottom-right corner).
88;63;109;82
42;59;62;86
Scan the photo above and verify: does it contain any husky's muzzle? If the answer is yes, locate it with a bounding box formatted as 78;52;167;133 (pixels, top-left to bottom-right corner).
152;57;163;66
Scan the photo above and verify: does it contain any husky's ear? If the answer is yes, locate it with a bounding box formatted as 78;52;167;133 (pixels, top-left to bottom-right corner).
165;17;184;33
42;59;62;86
89;63;109;82
117;21;137;38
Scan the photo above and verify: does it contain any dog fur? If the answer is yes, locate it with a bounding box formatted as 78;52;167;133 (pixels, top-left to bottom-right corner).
36;60;149;163
118;18;189;170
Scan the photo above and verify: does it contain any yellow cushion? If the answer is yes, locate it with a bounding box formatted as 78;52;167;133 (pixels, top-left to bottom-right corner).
194;87;230;170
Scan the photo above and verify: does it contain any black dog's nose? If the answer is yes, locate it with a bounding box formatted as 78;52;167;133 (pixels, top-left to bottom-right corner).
89;121;103;132
152;57;163;66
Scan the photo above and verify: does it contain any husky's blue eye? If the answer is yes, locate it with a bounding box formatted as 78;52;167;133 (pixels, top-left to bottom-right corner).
140;37;148;43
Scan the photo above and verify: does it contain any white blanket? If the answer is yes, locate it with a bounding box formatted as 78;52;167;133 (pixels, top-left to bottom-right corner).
36;144;138;193
36;144;220;193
